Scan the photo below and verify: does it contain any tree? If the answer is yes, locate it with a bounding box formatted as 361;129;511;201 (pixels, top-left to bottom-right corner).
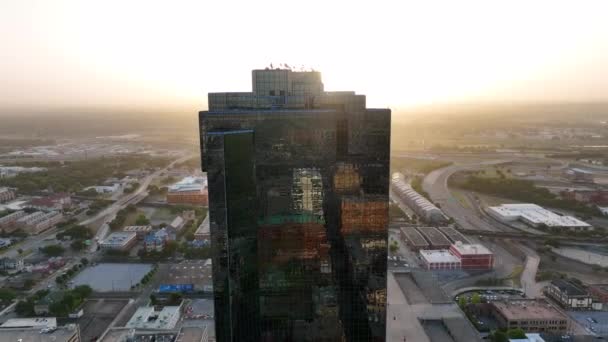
41;244;65;256
471;292;481;304
80;257;89;266
15;300;35;317
0;288;16;302
17;248;24;255
458;296;467;309
491;330;509;342
507;328;526;339
389;241;399;254
70;239;86;251
135;214;150;226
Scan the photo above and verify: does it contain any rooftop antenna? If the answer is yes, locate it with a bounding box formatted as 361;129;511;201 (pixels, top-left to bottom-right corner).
270;63;274;69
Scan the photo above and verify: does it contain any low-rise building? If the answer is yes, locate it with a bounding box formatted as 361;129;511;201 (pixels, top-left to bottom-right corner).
391;174;446;223
125;303;183;330
0;317;57;329
166;176;208;205
99;232;137;251
16;210;62;233
544;279;593;310
563;168;594;183
449;242;494;270
0;187;15;203
588;284;608;304
417;227;452;249
419;250;461;270
123;225;152;239
28;193;71;212
487;203;592;231
0;210;26;233
0;257;24;271
144;234;165;252
170;216;185;231
83;184;120;194
194;214;210;241
489;299;569;334
399;227;429;251
0;324;79;342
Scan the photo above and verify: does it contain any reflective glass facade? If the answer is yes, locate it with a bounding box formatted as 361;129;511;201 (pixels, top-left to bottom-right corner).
200;69;390;342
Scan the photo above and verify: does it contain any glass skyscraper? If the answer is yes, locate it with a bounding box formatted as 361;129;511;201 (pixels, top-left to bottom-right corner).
200;68;391;341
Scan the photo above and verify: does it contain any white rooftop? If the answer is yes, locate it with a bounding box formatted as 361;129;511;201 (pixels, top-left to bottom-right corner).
0;317;57;329
488;203;591;228
419;249;460;263
101;232;136;244
168;176;207;193
451;242;492;255
125;305;180;329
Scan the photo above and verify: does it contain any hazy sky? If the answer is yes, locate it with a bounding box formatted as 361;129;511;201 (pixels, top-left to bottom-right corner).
1;0;607;112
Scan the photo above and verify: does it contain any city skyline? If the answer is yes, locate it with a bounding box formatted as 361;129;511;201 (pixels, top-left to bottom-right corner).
1;0;607;113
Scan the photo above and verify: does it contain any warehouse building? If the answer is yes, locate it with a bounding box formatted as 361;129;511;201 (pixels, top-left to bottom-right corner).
489;299;569;334
449;242;494;270
99;232;137;251
487;203;592;231
544;279;593;310
0;210;26;233
15;211;63;234
417;227;451;249
391;174;446;223
399;227;429;251
438;226;470;244
0;187;15;203
419;250;461;270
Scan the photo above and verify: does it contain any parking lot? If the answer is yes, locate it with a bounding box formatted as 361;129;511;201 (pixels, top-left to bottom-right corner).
568;310;608;337
162;260;213;291
71;263;153;291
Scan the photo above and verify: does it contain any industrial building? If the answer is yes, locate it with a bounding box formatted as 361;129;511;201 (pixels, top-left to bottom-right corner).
544;279;593;310
391;174;446;223
437;226;470;244
125;303;183;330
449;242;494;270
99;232;137;251
123;225;152;239
16;211;63;234
0;210;26;233
400;227;429;251
419;249;461;270
28;193;71;211
487;203;592;230
166;176;208;205
416;227;451;249
564;167;594;183
489;299;569;334
0;187;15;203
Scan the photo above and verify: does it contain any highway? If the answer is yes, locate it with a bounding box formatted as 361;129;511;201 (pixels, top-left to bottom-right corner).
422;161;509;232
1;154;193;259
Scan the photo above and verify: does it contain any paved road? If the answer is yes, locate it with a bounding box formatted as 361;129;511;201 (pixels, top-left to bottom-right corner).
87;154;194;251
519;245;543;298
422;161;509;232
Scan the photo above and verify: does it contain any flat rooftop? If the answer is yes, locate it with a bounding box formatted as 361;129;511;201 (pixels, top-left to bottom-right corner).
451;242;492;256
417;227;451;246
0;317;57;328
438;227;470;244
400;227;429;247
101;231;136;244
551;279;588;296
493;300;567;321
420;250;460;264
0;326;78;342
126;305;181;330
488;203;591;228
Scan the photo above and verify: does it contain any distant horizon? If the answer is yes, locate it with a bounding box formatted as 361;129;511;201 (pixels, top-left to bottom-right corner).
1;1;607;111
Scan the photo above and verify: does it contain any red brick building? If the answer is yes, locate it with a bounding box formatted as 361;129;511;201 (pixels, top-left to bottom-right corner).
449;242;494;270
